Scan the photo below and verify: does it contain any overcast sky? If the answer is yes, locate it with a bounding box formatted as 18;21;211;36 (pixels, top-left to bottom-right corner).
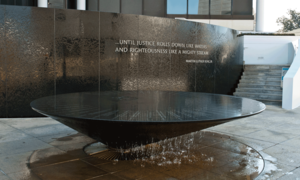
253;0;300;32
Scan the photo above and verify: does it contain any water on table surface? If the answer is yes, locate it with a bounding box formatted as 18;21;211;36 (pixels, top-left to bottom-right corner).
31;91;266;122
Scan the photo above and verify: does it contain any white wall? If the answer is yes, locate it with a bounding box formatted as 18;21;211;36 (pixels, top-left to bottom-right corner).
185;19;254;31
244;36;300;65
283;39;300;110
77;0;86;10
38;0;47;7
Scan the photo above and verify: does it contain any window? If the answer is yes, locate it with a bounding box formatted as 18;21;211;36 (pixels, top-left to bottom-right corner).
144;0;166;17
167;0;187;14
100;0;120;13
121;0;142;15
210;0;231;15
49;0;66;9
87;0;98;11
188;0;209;15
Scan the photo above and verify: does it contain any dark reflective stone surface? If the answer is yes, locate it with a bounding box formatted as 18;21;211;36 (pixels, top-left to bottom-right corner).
3;6;55;117
31;91;265;122
0;5;243;118
55;9;100;96
31;91;265;148
0;5;5;117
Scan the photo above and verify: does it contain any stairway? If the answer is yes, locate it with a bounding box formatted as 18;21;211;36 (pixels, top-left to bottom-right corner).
234;65;289;105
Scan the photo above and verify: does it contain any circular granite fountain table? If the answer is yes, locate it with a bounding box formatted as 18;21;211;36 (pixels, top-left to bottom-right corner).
31;91;266;149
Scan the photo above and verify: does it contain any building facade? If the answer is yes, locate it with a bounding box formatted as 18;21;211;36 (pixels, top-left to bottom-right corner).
0;0;254;31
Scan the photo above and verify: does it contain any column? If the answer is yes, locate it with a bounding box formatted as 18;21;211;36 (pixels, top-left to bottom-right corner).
77;0;86;10
38;0;47;8
256;0;265;32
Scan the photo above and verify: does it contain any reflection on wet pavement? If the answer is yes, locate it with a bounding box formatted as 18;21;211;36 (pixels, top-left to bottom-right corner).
27;131;264;180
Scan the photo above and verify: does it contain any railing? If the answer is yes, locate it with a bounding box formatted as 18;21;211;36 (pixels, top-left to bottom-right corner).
283;39;300;110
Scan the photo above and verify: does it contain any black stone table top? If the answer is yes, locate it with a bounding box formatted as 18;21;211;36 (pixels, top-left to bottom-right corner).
31;91;266;123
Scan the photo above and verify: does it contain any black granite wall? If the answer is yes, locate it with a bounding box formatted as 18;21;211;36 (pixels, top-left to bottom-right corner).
0;5;243;117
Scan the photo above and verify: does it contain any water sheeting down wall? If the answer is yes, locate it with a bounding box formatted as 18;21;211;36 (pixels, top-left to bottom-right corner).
0;5;243;117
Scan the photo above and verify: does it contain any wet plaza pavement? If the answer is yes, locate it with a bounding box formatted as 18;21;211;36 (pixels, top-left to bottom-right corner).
0;105;300;179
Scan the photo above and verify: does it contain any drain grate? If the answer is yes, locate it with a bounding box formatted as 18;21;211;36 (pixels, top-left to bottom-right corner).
87;143;162;161
92;149;138;160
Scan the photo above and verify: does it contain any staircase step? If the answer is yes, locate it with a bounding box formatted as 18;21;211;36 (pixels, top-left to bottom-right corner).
245;65;289;71
245;65;271;70
243;72;282;76
238;84;282;90
269;66;289;70
258;100;282;106
234;92;282;101
243;69;282;73
236;88;282;94
235;65;287;106
241;76;281;81
239;80;281;86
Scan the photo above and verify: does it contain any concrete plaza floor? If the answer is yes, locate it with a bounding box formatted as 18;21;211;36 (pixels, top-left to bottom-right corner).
0;105;299;179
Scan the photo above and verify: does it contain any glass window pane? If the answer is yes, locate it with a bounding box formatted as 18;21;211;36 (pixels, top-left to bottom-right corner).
188;0;209;15
87;0;98;11
121;0;142;15
100;0;120;13
210;0;232;15
49;0;66;9
144;0;166;17
167;0;187;14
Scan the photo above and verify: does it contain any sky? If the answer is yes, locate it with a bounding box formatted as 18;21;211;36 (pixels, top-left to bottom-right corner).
254;0;300;32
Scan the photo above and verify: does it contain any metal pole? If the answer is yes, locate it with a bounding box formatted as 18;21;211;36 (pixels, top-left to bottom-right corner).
209;0;211;16
187;0;189;16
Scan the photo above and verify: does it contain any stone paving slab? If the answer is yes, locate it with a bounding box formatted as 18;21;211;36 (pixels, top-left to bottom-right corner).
0;138;52;157
277;167;300;180
262;144;300;167
37;131;80;144
244;130;299;144
210;124;261;136
29;147;71;168
267;123;300;135
0;123;18;132
6;170;40;180
0;151;32;174
20;124;75;138
32;160;108;180
0;129;33;144
0;118;60;129
257;160;296;180
0;175;10;180
230;136;276;151
280;136;300;148
0;104;300;179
